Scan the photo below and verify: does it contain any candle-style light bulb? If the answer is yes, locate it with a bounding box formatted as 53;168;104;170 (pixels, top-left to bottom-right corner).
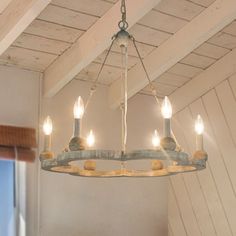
161;96;172;138
87;130;95;147
43;116;53;152
161;96;172;119
152;130;160;148
43;116;53;135
195;115;204;135
195;114;204;150
73;96;84;119
73;96;84;137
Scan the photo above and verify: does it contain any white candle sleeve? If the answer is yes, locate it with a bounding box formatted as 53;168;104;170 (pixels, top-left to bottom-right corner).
74;118;81;137
44;134;51;152
164;118;171;137
196;134;203;151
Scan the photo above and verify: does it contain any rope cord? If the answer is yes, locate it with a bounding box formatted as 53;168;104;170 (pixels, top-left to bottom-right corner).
120;45;128;154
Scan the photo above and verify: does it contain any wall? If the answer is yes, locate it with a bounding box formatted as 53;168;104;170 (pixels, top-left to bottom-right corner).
0;65;41;236
40;79;168;236
168;74;236;235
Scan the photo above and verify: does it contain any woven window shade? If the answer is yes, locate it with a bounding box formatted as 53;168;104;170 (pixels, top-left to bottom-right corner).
0;125;37;162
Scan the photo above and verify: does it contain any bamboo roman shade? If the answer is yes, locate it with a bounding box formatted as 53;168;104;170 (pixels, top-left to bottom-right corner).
0;125;37;162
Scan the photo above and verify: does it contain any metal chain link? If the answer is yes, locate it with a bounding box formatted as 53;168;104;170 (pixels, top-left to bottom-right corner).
131;36;181;150
85;39;115;110
131;37;160;105
118;0;128;30
85;0;129;109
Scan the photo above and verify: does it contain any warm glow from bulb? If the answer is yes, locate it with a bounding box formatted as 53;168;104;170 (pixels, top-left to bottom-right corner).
152;130;160;147
87;130;95;147
43;116;53;135
73;96;84;119
195;115;204;135
161;96;172;119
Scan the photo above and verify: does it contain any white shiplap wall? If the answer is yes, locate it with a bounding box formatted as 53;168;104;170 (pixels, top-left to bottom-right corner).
169;76;236;236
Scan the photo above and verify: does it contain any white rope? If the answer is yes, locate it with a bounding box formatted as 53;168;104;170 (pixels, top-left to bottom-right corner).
121;45;128;154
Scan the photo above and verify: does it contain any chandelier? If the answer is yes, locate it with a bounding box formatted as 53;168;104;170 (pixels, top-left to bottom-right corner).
39;0;207;177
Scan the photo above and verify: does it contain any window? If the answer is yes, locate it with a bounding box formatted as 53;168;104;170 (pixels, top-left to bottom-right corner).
0;159;26;236
0;160;15;236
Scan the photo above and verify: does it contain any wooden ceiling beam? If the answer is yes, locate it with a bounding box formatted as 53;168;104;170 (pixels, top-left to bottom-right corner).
109;0;236;108
0;0;11;13
0;0;51;56
43;0;162;97
169;48;236;114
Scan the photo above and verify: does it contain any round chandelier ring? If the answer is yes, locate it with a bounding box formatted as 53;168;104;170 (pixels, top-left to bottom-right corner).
40;149;207;177
39;0;208;178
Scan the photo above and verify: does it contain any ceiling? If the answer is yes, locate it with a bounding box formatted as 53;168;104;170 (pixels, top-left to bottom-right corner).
0;0;236;99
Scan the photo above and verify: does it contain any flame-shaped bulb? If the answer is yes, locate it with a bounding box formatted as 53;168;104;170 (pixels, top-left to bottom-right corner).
161;96;172;119
195;115;204;135
43;116;53;135
152;129;160;148
87;130;95;147
73;96;84;119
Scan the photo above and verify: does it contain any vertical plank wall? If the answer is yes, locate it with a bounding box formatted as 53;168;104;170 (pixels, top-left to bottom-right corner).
168;76;236;236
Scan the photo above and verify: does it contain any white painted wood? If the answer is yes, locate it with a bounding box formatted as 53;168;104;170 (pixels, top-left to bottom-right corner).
223;20;236;36
194;42;230;59
170;175;201;236
0;46;57;71
129;24;171;46
109;0;236;108
203;90;236;197
0;0;11;13
13;33;71;55
25;19;84;43
187;0;216;7
167;63;203;78
112;41;155;58
75;62;122;85
176;108;220;236
156;72;190;87
139;10;187;34
168;223;174;236
208;32;236;49
43;0;162;97
190;98;236;236
52;0;114;17
169;48;236;114
180;53;216;69
172;100;234;235
94;50;139;69
154;0;205;20
0;0;51;56
216;80;236;145
228;73;236;95
141;82;176;96
168;184;187;236
38;4;98;30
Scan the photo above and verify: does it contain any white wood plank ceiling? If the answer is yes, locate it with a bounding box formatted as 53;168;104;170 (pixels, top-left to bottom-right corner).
1;0;235;101
0;0;221;94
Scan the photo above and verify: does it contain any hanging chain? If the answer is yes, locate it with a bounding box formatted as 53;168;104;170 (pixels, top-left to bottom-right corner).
131;37;160;105
118;0;129;30
85;39;115;110
85;0;130;109
131;36;181;149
